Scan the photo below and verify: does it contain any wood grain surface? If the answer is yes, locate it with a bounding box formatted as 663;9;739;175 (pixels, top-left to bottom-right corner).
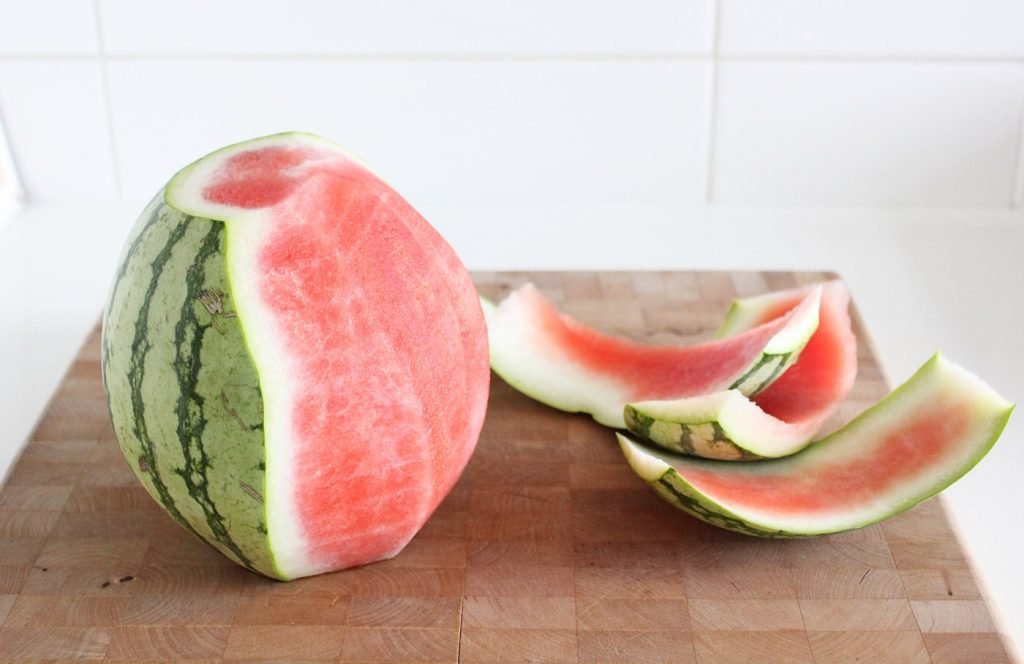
0;270;1012;663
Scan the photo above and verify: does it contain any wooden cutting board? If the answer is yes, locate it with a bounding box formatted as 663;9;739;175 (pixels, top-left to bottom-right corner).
0;270;1011;663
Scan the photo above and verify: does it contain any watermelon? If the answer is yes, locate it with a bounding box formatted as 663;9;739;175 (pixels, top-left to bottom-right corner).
482;283;821;428
619;354;1013;537
624;281;857;459
102;132;490;580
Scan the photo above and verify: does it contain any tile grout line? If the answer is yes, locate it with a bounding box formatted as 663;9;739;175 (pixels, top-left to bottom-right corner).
713;54;1024;64
1;52;1023;63
703;0;723;204
0;52;708;63
91;0;122;198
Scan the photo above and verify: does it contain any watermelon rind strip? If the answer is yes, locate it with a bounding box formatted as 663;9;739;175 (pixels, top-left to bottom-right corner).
481;283;819;428
624;391;813;460
619;353;1013;537
717;282;829;340
480;293;625;425
727;285;821;397
622;281;852;460
623;383;839;460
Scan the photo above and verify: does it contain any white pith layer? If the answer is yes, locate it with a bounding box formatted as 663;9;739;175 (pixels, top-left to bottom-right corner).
761;285;821;355
621;355;1013;535
482;296;628;427
166;133;331;580
167;132;341;223
225;215;310;578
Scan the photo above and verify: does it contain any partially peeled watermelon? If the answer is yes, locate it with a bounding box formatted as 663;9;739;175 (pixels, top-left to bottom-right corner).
102;133;490;580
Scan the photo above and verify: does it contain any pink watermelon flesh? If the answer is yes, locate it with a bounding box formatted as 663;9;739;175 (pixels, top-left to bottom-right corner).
484;283;821;427
530;285;810;394
170;134;490;577
685;401;968;514
745;282;857;431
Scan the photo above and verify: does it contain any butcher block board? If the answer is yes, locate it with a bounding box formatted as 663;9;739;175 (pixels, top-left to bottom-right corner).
0;270;1012;663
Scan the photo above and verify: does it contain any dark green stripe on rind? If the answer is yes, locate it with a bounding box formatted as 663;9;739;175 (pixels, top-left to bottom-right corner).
101;195;164;395
624;404;762;461
170;223;254;569
102;194;274;577
750;353;792;396
125;210;195;535
653;473;801;538
728;353;773;392
624;407;656;440
729;352;792;397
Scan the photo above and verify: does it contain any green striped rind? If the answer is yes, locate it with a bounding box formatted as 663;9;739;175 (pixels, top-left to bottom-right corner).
622;283;839;461
728;352;793;397
654;469;793;537
102;193;274;576
623;390;824;460
616;432;787;536
618;354;1014;538
724;285;820;397
624;402;763;460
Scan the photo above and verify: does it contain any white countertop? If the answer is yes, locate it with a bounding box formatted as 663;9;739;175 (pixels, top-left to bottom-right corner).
2;200;1022;656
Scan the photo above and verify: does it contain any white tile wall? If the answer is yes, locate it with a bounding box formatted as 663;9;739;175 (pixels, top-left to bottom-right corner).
0;0;99;55
713;63;1024;206
720;0;1024;58
99;0;714;55
108;60;710;206
1;0;1024;208
0;61;119;200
